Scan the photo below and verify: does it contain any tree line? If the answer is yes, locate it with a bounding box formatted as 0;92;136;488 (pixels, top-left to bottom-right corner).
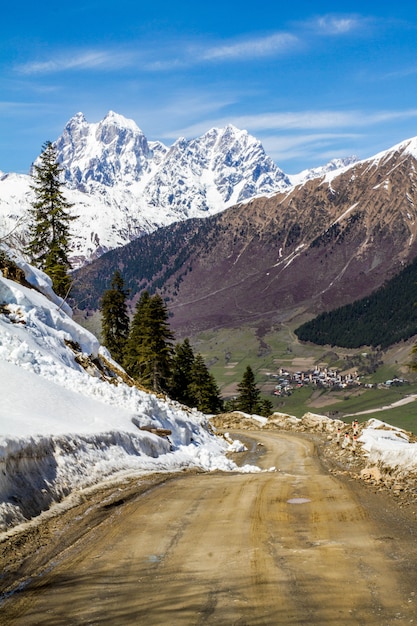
295;256;417;349
101;269;222;412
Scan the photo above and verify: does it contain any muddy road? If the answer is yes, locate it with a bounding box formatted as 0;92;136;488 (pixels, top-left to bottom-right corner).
1;431;417;624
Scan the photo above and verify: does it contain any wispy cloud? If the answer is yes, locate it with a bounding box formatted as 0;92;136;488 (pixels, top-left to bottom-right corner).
15;14;365;79
379;64;417;80
16;31;299;76
201;32;299;61
150;14;374;70
301;14;370;36
260;133;361;163
144;31;300;72
16;49;135;75
169;108;417;138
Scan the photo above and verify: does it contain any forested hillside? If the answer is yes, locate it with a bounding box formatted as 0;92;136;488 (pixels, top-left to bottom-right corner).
295;256;417;348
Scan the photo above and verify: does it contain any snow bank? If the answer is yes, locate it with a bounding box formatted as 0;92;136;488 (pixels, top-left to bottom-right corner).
0;258;259;531
359;418;417;474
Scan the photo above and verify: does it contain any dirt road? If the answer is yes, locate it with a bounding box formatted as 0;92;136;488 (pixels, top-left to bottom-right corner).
2;431;417;624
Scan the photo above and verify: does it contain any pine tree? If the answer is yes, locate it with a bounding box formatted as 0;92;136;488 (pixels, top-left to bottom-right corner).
26;141;75;297
236;365;261;414
170;338;195;405
124;291;151;381
258;398;273;418
101;270;130;364
124;292;174;392
188;353;223;414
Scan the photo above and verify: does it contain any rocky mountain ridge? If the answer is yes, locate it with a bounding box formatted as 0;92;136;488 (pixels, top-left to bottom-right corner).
0;111;355;267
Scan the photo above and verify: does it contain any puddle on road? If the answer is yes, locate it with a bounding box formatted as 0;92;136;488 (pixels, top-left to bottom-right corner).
287;498;311;504
147;554;163;563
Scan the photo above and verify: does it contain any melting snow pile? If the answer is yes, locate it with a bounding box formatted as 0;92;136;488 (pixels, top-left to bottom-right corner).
359;418;417;475
0;255;258;531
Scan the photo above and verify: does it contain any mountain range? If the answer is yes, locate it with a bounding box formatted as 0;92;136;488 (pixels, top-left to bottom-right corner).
3;110;417;346
0;111;355;267
72;134;417;342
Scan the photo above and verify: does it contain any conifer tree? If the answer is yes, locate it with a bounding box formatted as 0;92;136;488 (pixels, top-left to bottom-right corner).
236;365;261;414
258;398;273;418
26;141;75;297
123;291;150;381
170;338;195;405
101;270;130;364
124;291;174;392
188;353;223;414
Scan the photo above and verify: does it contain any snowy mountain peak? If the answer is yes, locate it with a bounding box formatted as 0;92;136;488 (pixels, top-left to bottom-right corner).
68;111;88;125
402;135;417;159
101;110;142;132
366;134;417;168
50;111;293;260
0;111;297;265
56;110;152;189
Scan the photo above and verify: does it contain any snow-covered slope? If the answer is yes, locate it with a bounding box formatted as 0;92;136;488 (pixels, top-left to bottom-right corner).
0;252;260;531
0;111;354;267
288;156;358;186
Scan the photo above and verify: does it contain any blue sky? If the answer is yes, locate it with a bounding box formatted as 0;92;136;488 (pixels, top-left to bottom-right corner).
2;1;417;174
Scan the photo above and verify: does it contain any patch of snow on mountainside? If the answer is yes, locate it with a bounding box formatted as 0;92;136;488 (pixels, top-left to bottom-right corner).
322;136;417;187
363;135;417;170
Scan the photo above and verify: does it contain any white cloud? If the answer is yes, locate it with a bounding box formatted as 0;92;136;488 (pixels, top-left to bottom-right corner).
201;32;299;61
169;109;417;138
16;50;135;75
301;14;370;36
315;16;362;35
261;133;360;163
142;31;300;72
15;32;297;78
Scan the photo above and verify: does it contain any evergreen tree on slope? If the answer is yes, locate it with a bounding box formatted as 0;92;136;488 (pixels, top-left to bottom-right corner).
124;291;174;393
101;270;130;364
188;353;223;414
26;141;75;297
236;365;261;414
170;338;195;405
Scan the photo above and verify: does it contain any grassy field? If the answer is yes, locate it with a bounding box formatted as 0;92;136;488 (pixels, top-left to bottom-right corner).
191;322;417;434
